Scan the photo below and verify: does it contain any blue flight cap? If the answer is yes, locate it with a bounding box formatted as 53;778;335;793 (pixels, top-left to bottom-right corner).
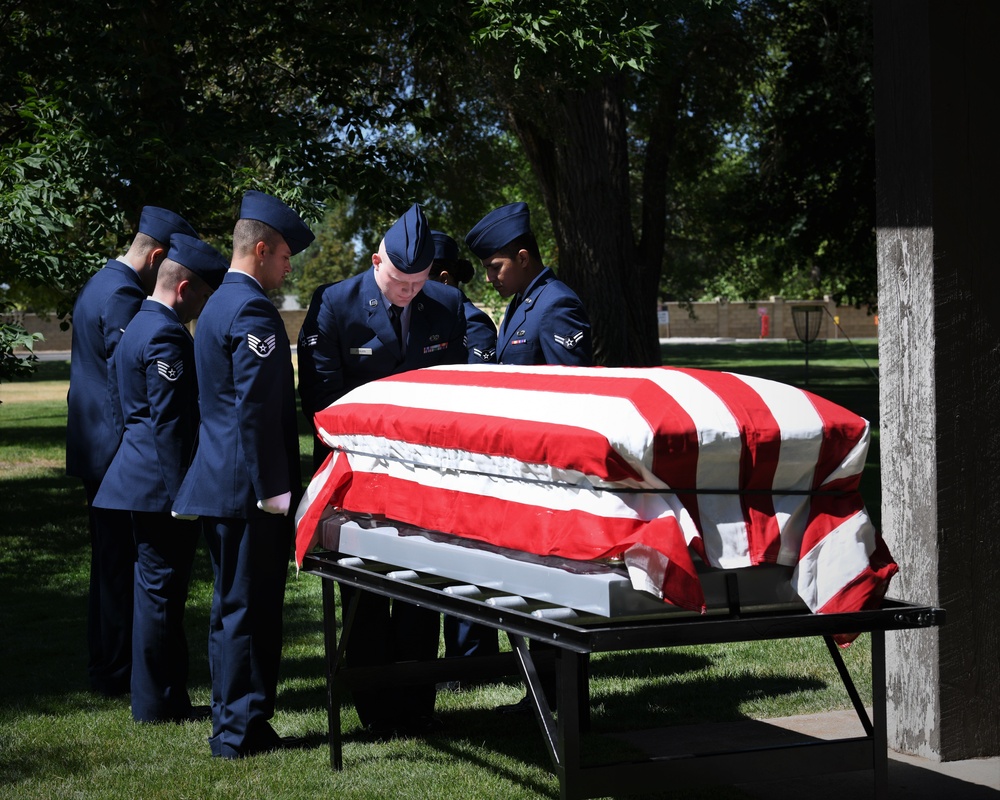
239;190;315;255
430;230;474;283
384;203;434;274
167;233;229;290
138;207;197;244
431;231;459;262
465;202;531;259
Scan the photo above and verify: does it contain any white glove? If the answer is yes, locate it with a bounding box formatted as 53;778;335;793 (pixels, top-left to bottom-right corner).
257;491;292;516
171;510;199;521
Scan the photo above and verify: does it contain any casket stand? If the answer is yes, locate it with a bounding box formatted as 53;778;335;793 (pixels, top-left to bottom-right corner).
295;365;945;798
301;517;944;800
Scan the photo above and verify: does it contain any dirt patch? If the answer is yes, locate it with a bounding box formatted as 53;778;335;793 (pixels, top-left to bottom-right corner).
0;382;69;405
0;459;66;481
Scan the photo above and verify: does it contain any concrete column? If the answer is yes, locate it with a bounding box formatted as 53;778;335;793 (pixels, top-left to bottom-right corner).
716;298;729;338
769;297;785;339
875;0;999;760
823;296;836;340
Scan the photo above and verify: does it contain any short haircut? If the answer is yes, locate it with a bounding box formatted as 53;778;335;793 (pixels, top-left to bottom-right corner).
233;218;283;257
131;231;165;253
497;232;541;262
156;259;200;291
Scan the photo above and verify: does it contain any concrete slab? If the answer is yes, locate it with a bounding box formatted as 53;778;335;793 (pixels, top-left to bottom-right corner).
611;709;999;798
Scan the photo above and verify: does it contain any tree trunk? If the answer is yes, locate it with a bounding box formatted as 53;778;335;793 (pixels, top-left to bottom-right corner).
508;77;660;366
637;72;684;364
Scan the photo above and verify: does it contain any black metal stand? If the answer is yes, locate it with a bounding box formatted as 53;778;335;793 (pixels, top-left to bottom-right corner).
791;304;825;385
304;551;943;800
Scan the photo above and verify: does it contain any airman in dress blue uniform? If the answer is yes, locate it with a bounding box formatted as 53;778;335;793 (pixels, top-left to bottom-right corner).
297;208;468;449
94;234;228;722
296;281;335;470
465;202;594;712
66;206;197;696
172;191;314;758
298;204;466;737
466;202;592;367
426;231;501;664
428;230;498;364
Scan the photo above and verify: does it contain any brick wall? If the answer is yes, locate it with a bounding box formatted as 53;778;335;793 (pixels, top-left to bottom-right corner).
12;296;878;352
659;297;879;340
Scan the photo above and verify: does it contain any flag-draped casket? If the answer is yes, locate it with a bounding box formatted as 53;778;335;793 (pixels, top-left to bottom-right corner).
294;365;897;617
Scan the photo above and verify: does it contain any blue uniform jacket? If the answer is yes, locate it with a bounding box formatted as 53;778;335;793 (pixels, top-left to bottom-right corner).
463;293;498;364
173;272;300;518
94;300;197;512
496;267;593;366
296;282;334;421
66;260;146;481
299;268;467;414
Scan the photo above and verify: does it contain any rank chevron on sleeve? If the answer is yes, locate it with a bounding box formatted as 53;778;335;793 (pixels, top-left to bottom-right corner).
156;359;183;381
554;331;584;350
248;332;277;357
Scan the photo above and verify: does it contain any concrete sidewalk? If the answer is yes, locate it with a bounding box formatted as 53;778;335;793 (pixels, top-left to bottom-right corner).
614;709;999;799
741;710;998;799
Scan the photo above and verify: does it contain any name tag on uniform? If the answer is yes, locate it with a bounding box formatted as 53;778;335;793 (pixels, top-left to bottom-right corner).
423;342;449;354
350;347;373;355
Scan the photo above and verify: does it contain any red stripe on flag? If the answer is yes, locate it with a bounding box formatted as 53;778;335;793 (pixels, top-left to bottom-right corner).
334;468;706;612
804;391;869;491
622;369;704;534
798;492;867;559
792;390;872;573
294;451;352;566
376;366;606;393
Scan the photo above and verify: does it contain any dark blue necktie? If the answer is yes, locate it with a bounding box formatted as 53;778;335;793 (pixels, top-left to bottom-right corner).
389;304;402;340
503;295;521;334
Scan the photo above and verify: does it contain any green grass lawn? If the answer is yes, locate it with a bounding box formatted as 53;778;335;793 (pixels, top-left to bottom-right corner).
0;343;880;799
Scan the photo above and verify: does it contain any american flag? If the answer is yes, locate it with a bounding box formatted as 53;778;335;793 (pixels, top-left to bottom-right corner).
295;365;897;618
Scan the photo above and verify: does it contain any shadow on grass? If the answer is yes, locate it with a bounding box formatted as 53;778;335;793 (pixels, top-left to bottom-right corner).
404;667;825;800
1;424;73;451
0;471;90;562
311;641;825;800
1;738;95;788
17;360;72;382
0;467;329;718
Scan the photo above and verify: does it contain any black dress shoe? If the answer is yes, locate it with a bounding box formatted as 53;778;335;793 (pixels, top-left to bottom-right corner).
365;714;442;740
364;722;399;741
495;695;534;715
178;705;211;723
272;735;309;751
137;705;212;724
495;694;558;714
91;680;130;698
241;735;309;756
401;714;442;735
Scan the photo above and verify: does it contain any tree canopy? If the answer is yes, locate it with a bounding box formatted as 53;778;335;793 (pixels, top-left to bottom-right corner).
664;0;877;307
1;0;877;375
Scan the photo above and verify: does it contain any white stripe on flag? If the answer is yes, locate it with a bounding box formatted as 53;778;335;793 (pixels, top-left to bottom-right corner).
343;450;688;522
328;433;640;488
792;510;876;610
337;370;662;478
